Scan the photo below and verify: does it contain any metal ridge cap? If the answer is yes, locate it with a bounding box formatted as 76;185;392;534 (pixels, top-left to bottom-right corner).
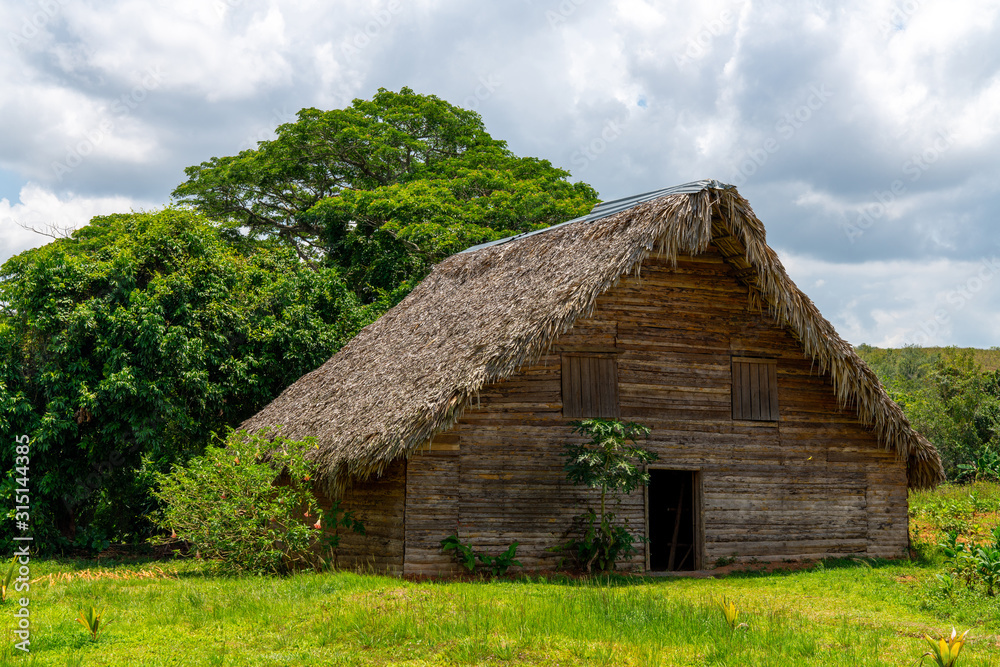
458;179;735;255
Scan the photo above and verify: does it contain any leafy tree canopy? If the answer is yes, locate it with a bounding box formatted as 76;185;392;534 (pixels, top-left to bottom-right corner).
857;345;1000;478
172;87;599;302
0;209;375;551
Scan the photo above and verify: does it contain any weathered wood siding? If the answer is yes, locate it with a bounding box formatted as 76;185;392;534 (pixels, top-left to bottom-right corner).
320;458;406;574
399;246;909;575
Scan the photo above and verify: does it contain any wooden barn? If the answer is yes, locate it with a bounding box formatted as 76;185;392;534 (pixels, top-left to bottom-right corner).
242;180;945;575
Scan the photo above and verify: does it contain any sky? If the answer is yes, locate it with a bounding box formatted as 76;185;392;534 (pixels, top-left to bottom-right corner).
0;0;998;348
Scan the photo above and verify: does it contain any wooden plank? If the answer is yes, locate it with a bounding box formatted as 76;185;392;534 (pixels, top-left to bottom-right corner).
758;363;770;419
767;362;779;421
731;360;740;419
610;357;621;417
749;362;761;420
603;357;618;417
562;354;621;419
321;458;406;574
579;356;593;416
561;355;579;418
739;362;752;420
594;357;606;416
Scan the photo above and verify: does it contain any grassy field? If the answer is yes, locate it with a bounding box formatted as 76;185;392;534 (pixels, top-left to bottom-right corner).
4;484;1000;666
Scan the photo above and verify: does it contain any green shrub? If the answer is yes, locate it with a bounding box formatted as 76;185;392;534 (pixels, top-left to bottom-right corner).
937;526;1000;597
555;419;657;572
558;509;643;573
151;429;356;574
441;534;477;573
958;447;1000;482
440;534;522;577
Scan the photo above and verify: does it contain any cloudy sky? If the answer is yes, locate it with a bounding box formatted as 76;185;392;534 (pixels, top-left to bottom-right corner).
1;0;998;348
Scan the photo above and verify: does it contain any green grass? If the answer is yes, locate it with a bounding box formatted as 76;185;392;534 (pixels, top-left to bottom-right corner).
4;487;1000;665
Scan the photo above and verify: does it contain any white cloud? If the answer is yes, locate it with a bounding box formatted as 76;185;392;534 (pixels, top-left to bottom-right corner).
0;0;999;347
42;1;294;102
0;184;155;264
781;251;1000;348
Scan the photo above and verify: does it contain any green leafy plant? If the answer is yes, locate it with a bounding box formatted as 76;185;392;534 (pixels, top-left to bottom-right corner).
76;605;105;641
717;596;739;631
441;534;478;573
972;544;1000;596
922;628;969;666
440;534;522;577
935;525;1000;597
939;531;977;588
151;429;356;574
556;419;657;572
477;542;522;577
0;557;17;602
558;508;644;573
958;448;1000;482
935;572;956;599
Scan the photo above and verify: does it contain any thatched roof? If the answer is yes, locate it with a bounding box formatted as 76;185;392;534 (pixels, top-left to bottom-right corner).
242;180;945;490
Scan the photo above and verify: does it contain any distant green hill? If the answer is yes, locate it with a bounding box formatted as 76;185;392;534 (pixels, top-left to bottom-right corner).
853;344;1000;480
857;346;1000;372
924;347;1000;372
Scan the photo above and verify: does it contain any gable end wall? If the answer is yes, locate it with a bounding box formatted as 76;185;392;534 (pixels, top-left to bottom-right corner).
396;246;909;575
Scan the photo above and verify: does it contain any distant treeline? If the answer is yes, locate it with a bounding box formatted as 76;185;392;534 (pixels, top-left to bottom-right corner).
856;345;1000;480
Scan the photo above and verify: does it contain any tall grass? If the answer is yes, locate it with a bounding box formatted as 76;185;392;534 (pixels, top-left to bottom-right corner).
2;484;1000;665
0;558;997;666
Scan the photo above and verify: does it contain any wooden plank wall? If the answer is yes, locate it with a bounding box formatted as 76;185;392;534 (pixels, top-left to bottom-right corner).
317;458;406;574
404;436;461;575
400;245;909;575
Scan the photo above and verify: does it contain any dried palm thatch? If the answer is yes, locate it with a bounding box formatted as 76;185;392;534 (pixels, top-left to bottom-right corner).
242;181;945;491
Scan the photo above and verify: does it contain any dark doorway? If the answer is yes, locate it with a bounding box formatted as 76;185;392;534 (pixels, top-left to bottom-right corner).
648;469;697;571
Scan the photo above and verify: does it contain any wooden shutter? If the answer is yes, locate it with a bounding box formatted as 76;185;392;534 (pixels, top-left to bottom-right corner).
731;357;779;421
562;355;620;418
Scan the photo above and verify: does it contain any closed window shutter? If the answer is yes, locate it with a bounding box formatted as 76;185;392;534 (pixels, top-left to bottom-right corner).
562;355;620;418
731;358;779;421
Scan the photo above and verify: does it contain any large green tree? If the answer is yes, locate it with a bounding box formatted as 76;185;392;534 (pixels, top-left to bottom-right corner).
173;87;599;302
0;209;374;551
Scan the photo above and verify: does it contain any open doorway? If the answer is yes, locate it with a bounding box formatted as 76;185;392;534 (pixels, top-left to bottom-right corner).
647;469;697;571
